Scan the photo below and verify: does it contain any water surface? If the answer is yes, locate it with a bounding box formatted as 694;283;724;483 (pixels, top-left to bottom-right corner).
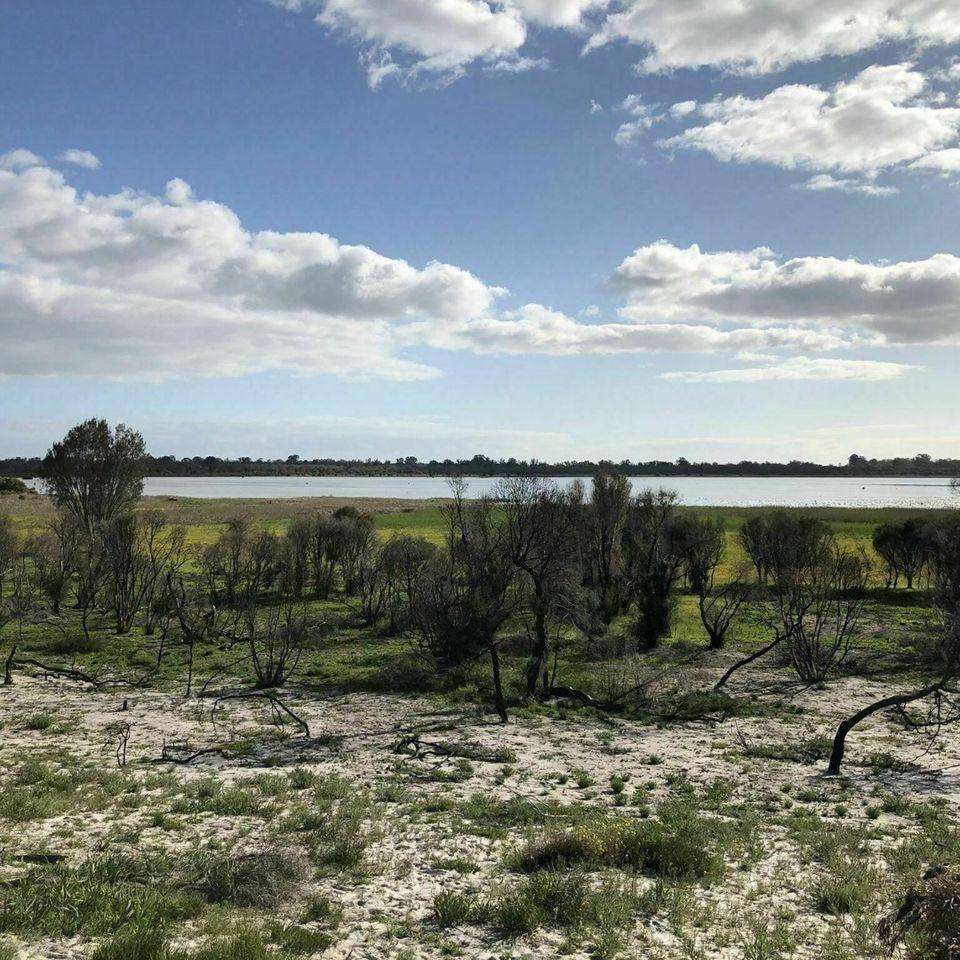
26;475;957;508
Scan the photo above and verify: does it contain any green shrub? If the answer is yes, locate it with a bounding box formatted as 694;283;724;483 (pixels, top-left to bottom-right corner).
509;800;731;882
432;891;476;928
881;866;960;960
0;477;27;495
190;851;305;907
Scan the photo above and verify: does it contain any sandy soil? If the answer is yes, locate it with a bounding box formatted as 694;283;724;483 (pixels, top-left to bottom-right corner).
1;660;958;960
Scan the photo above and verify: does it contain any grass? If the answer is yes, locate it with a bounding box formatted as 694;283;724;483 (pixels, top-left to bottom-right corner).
507;798;737;882
433;871;648;948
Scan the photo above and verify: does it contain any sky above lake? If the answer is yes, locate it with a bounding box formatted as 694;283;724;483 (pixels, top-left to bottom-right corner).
2;0;960;464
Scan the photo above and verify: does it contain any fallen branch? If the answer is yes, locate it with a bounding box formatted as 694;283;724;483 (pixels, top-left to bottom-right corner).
715;636;784;690
153;739;232;765
393;734;512;764
210;691;311;738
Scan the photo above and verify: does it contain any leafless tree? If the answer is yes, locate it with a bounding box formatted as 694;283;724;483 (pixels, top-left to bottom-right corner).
0;514;16;597
247;602;306;688
826;519;960;773
352;541;392;626
102;514;152;634
27;513;82;615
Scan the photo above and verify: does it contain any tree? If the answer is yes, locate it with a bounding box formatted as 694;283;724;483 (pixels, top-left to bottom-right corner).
408;482;517;722
873;518;930;589
775;544;869;683
585;471;631;621
622;489;686;649
0;515;18;597
497;477;585;697
679;514;747;650
41;420;147;533
827;518;960;774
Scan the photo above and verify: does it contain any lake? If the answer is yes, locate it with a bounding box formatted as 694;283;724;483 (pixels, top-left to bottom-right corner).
25;475;959;508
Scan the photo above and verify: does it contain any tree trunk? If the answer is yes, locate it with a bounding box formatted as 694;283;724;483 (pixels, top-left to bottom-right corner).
827;680;945;775
489;645;508;724
525;605;548;698
715;635;783;689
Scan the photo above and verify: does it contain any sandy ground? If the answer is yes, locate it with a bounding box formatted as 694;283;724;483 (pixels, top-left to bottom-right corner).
1;664;958;959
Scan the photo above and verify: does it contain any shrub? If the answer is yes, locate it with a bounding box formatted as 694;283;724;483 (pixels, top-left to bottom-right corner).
881;865;960;959
0;477;28;495
508;800;730;882
189;851;305;907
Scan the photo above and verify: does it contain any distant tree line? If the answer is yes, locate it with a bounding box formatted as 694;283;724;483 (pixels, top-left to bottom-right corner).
2;451;958;480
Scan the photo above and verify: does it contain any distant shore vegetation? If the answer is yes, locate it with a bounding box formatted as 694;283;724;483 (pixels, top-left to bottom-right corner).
1;451;957;480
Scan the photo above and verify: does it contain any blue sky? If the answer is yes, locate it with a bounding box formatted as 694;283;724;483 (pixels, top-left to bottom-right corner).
2;0;960;463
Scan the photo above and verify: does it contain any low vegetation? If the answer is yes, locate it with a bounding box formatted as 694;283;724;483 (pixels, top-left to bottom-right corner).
0;421;958;959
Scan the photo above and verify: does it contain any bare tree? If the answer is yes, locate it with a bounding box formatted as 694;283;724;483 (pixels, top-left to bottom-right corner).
41;419;147;533
247;603;306;689
827;517;960;774
775;545;869;683
102;514;151;634
27;513;82;615
352;541;392;626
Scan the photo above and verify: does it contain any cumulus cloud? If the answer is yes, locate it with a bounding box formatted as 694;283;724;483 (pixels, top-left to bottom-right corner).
660;357;919;383
615;240;960;345
269;1;960;86
56;148;101;169
3;157;953;386
660;63;960;183
587;0;960;75
0;148;45;170
0;159;502;381
273;0;530;85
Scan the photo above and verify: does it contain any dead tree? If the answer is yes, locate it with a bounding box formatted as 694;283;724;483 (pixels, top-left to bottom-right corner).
827;521;960;774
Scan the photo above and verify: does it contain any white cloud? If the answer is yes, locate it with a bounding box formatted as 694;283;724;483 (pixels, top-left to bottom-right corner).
909;147;960;170
614;93;661;146
660;64;960;181
280;0;530;86
510;0;608;29
0;148;45;171
0;159;502;381
270;1;960;86
56;148;101;170
660;357;919;383
615;240;960;345
426;304;850;356
800;174;899;196
587;0;960;75
4;156;956;386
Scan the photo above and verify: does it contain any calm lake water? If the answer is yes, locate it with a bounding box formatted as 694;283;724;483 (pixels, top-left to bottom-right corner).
26;475;958;508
